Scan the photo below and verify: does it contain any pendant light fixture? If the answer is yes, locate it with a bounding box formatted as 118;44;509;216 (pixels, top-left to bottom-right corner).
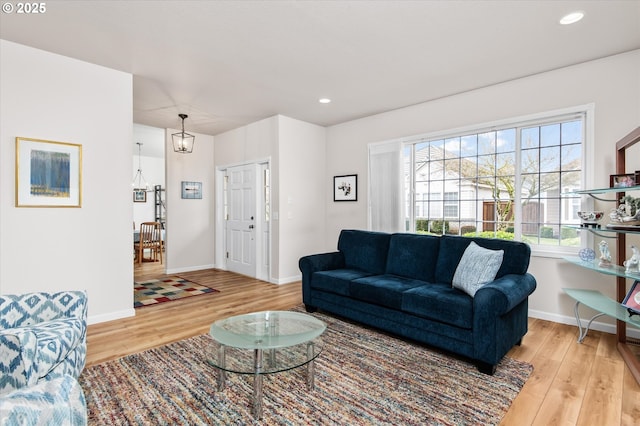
132;142;150;190
172;113;195;153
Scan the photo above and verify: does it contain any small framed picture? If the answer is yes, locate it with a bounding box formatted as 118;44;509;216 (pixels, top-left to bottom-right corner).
334;174;357;202
622;280;640;315
610;173;636;188
133;189;147;203
181;181;202;199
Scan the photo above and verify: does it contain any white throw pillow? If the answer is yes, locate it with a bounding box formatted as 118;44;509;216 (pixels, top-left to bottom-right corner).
452;241;504;297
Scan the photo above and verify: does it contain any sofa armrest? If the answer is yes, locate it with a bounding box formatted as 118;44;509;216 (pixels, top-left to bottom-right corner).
472;273;536;366
299;252;345;306
299;252;345;274
474;273;537;316
0;330;38;395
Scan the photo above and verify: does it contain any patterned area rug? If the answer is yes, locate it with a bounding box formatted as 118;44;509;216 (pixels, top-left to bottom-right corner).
80;310;532;425
133;276;219;308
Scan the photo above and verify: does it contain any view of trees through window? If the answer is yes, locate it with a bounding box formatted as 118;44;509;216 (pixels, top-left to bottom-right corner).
404;116;584;248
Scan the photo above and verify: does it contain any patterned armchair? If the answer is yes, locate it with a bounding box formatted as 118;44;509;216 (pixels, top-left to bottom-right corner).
0;291;88;425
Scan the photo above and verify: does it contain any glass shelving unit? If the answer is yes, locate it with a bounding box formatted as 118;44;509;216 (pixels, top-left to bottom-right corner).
563;126;640;385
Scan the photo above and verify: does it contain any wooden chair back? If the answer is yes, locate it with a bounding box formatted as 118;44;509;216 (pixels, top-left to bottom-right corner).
135;221;163;264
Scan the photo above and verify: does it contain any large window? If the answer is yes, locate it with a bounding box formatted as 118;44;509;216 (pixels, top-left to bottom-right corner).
403;112;585;249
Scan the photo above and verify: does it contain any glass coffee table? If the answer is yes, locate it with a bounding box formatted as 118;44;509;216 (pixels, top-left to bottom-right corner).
208;311;326;419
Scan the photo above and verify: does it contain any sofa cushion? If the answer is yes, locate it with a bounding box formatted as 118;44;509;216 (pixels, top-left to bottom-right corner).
338;230;391;275
30;318;84;379
452;242;504;297
312;269;374;296
350;275;427;310
401;282;474;329
435;235;530;284
386;233;440;281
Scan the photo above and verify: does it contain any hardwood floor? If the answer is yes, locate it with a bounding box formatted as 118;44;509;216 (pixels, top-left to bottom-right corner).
86;261;640;425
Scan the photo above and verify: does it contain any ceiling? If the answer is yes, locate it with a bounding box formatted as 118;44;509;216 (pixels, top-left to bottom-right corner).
1;1;639;139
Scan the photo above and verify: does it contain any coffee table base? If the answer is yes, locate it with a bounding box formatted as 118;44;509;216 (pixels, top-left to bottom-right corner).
215;343;317;420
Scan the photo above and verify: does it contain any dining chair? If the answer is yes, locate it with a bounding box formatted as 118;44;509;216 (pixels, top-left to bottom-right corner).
134;222;163;264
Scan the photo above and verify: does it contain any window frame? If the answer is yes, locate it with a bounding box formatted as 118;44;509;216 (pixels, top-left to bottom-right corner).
399;104;595;258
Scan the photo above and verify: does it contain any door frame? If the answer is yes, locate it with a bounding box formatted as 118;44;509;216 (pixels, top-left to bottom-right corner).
215;158;271;282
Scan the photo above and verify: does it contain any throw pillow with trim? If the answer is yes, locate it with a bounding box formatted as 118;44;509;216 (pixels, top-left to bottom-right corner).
452;241;504;297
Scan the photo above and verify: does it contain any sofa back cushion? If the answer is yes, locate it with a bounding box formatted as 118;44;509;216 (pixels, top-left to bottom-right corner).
386;233;440;281
435;235;531;284
338;229;391;274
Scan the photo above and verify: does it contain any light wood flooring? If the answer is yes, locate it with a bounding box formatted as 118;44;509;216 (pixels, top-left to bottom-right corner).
85;261;640;425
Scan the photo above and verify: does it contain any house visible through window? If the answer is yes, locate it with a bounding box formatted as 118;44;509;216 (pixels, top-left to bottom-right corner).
401;111;585;249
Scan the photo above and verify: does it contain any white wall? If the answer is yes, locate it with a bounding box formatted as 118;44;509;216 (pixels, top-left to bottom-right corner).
277;116;327;282
0;40;134;323
325;50;640;334
165;129;215;274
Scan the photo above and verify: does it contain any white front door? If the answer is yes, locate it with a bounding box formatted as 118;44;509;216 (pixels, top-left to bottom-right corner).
225;164;257;277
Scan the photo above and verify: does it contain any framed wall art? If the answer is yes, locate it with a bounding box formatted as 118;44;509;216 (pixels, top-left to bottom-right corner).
622;280;640;315
133;189;147;203
334;174;357;202
181;181;202;199
15;137;82;207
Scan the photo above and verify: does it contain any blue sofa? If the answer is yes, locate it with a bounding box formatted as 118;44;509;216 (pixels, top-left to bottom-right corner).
299;230;537;374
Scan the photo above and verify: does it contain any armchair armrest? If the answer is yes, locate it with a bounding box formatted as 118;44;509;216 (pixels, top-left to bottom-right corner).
0;330;38;395
0;375;87;426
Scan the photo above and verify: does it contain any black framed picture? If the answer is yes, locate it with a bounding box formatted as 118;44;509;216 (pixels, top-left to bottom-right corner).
622;280;640;314
334;174;357;202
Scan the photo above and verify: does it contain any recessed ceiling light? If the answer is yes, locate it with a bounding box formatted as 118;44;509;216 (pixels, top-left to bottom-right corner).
318;98;331;104
560;11;584;25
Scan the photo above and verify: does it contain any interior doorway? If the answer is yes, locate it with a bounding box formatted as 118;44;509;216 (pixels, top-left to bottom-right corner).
217;160;270;281
132;124;166;281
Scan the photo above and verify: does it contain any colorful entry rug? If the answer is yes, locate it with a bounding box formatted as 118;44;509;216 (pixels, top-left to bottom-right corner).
80;310;533;425
133;276;219;308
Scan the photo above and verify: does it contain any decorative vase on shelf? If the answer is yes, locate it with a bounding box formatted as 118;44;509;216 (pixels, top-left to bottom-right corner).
579;248;596;263
577;211;603;228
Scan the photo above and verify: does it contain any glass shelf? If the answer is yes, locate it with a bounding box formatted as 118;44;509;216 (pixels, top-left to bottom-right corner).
567;225;640;237
571;185;640;195
564;256;640;281
563;288;640;335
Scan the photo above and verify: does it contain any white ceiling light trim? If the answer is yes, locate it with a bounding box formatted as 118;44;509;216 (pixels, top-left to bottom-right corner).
318;98;332;104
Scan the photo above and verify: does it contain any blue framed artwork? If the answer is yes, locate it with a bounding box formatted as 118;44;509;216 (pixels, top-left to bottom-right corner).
181;181;202;199
15;137;82;207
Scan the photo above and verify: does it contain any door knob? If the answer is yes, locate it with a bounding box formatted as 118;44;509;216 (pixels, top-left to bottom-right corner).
249;225;254;229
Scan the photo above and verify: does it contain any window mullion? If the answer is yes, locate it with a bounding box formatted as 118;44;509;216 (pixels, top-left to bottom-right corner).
514;128;522;241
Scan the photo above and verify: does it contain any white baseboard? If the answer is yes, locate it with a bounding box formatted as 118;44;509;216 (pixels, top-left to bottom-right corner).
166;264;216;275
88;308;134;325
271;274;301;285
529;308;640;339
